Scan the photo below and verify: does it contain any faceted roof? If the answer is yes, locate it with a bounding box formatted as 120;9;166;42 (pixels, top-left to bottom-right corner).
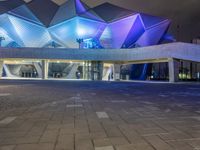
0;0;170;48
0;0;24;14
50;0;90;26
140;13;167;29
26;0;59;27
9;4;42;25
92;2;135;22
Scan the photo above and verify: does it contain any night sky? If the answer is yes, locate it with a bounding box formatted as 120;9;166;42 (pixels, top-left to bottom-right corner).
23;0;200;42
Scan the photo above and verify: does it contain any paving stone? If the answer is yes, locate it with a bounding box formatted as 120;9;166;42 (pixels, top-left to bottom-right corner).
76;132;107;140
93;138;112;147
0;117;17;125
1;135;40;145
187;139;200;148
103;126;123;137
95;146;114;150
76;139;93;150
115;144;136;150
167;141;194;150
39;129;59;143
96;112;109;119
0;145;16;150
55;134;74;150
0;93;11;97
133;142;155;150
144;135;174;150
109;137;129;146
110;100;126;103
75;100;89;103
159;131;191;141
0;80;200;149
14;143;54;150
66;104;83;108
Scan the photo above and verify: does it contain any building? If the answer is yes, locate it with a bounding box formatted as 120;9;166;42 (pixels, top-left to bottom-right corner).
0;0;200;82
193;37;200;45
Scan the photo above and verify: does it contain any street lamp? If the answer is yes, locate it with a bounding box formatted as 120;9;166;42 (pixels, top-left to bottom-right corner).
0;36;5;47
76;38;83;49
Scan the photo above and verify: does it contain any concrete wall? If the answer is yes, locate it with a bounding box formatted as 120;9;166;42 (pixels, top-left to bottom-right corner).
0;43;200;63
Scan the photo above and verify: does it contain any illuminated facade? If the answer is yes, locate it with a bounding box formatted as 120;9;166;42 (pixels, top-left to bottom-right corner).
0;0;200;82
0;0;171;48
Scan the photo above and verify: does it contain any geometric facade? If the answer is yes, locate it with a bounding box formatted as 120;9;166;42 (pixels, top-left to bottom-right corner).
0;0;170;49
1;0;180;81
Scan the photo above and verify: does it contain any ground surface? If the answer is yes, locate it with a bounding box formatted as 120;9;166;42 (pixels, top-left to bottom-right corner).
0;80;200;150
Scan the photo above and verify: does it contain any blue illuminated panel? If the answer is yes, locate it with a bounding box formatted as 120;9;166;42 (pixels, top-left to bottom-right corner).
48;17;106;48
8;15;51;47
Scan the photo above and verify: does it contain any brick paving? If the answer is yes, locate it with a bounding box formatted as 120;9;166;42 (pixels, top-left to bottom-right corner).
0;80;200;150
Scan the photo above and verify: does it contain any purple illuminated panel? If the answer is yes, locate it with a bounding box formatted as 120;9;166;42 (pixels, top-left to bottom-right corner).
140;13;167;29
100;15;138;48
75;0;88;14
136;21;170;46
123;16;145;48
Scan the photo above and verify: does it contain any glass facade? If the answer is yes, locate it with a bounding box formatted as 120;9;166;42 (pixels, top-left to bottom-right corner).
120;61;200;82
178;60;200;81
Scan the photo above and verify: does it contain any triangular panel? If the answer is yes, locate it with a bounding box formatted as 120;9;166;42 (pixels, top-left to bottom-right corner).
0;27;14;47
0;0;24;15
79;9;105;22
8;15;51;47
50;0;77;26
49;17;106;48
136;21;170;46
49;18;78;48
75;0;89;14
27;0;59;27
92;2;135;22
43;40;64;48
8;5;42;25
100;15;137;48
49;32;69;48
123;15;145;48
6;41;21;48
0;14;24;46
76;17;106;39
140;13;167;29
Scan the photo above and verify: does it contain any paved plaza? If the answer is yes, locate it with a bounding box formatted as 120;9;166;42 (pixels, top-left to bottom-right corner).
0;80;200;150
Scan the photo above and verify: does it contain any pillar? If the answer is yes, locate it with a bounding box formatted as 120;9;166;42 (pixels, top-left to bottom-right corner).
42;60;49;80
0;60;3;79
168;58;179;82
83;61;90;80
113;64;121;81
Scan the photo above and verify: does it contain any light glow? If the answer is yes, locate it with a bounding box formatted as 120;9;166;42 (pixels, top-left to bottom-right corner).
76;28;86;37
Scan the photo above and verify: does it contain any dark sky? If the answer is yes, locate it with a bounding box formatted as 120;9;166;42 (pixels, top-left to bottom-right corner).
27;0;200;42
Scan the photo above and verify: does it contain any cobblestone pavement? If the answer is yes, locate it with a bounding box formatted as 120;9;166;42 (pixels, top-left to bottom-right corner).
0;80;200;150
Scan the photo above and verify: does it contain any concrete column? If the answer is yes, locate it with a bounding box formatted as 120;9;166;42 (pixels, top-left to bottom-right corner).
168;58;179;82
0;60;3;79
113;64;121;81
42;60;49;80
83;61;90;80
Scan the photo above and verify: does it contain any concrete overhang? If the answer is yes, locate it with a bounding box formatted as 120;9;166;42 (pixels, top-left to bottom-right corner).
0;42;200;63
